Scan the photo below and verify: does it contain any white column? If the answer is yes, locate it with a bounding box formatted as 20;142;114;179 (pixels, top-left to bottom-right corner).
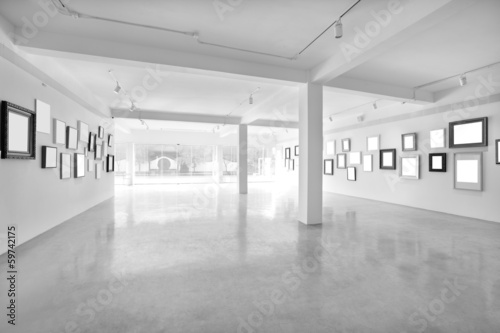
127;142;135;186
298;83;323;225
214;145;224;184
238;124;248;194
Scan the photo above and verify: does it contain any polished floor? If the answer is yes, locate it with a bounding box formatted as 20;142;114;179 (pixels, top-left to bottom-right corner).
1;183;500;333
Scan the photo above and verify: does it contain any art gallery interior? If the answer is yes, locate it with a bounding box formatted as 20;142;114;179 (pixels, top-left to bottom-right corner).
1;0;500;332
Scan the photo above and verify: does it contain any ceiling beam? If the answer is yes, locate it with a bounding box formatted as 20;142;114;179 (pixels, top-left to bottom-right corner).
325;76;434;104
310;0;479;84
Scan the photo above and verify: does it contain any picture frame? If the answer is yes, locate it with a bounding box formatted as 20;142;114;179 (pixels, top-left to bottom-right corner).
429;153;447;172
285;147;291;159
98;126;104;139
106;154;115;172
0;101;37;160
402;133;417;151
341;138;351;152
75;153;85;178
400;155;420;179
95;142;103;160
366;135;380;151
53;119;66;145
337;154;346;169
430;129;446;149
449;117;488;148
349;152;361;165
96;164;102;179
78;121;89;143
380;149;396;170
326;140;335;156
496;140;500;165
347;167;356;181
66;126;78;150
454;152;482;191
41;146;57;169
35;99;51;134
294;145;299;156
288;159;295;171
108;134;113;148
324;159;334;175
88;133;96;152
60;153;71;179
363;155;373;172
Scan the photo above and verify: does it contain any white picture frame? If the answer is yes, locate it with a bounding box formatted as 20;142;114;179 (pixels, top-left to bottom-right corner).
347;167;356;181
400;155;420;180
430;129;445;149
35;99;51;134
363;155;373;172
349;152;361;165
78;121;89;143
366;135;380;151
326;141;335;156
53;119;66;145
337;154;346;169
454;152;482;191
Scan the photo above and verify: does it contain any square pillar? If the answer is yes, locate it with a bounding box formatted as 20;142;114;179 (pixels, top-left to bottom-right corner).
238;124;248;194
298;83;323;225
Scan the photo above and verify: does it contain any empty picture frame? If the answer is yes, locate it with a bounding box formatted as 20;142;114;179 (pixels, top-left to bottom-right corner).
35;99;51;134
347;167;356;181
366;135;380;151
289;159;295;171
349;152;361;165
96;164;102;179
107;154;115;172
402;133;417;151
285;147;291;159
53;119;66;145
295;145;299;156
66;126;78;150
108;134;113;147
449;117;488;148
1;101;37;159
380;149;396;170
95;143;103;160
326;141;335;155
363;155;373;172
75;153;85;178
41;146;57;168
324;159;334;175
98;126;104;139
88;133;96;152
430;129;446;149
337;154;347;169
60;153;71;179
400;155;420;179
429;153;447;172
496;140;500;165
454;152;482;191
341;138;351;152
78;121;89;143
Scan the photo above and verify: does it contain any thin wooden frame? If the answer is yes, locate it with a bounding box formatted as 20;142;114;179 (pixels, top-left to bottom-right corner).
1;101;36;159
379;149;396;170
347;167;356;181
66;126;78;150
324;159;334;175
366;135;380;152
341;139;351;152
60;153;71;179
429;153;447;172
337;154;347;169
402;133;417;151
41;146;57;169
454;152;482;191
449;117;488;148
400;155;420;180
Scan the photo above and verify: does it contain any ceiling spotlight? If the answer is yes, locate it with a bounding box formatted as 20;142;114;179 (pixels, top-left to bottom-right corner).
249;95;254;105
130;103;137;112
459;74;467;86
334;18;343;39
329;116;333;122
113;83;122;94
372;102;378;110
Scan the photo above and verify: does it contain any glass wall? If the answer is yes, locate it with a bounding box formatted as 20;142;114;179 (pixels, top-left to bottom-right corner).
221;145;275;183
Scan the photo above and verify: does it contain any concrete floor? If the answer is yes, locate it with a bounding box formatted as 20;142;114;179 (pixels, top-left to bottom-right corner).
1;183;500;333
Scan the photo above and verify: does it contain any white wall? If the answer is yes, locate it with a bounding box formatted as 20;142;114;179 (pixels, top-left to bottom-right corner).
0;56;115;251
323;101;500;223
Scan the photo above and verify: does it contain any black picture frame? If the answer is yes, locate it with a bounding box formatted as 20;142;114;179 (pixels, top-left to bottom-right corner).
449;117;488;148
294;145;299;156
88;132;96;152
74;153;85;178
0;101;36;159
496;139;500;165
324;159;334;175
107;154;115;172
285;147;291;159
402;133;417;151
66;126;78;150
108;134;113;147
379;149;396;170
41;146;57;168
429;153;447;172
98;126;104;139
